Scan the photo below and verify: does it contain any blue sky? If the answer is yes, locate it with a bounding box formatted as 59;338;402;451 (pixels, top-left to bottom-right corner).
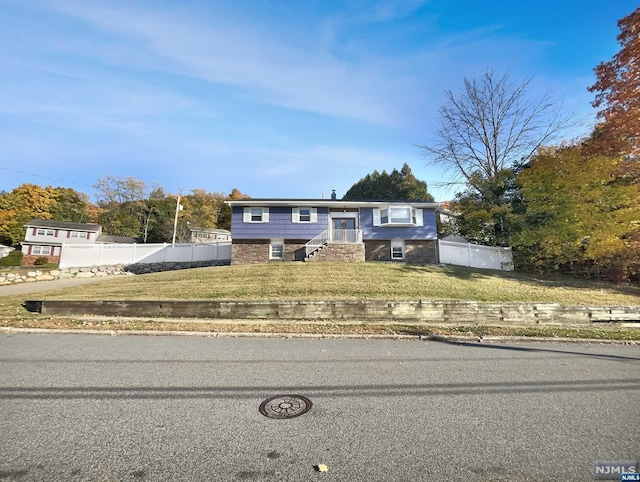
0;0;635;202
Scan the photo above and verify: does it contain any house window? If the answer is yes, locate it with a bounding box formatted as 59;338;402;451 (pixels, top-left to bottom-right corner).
270;239;284;259
375;206;423;227
299;208;311;222
381;207;413;225
37;229;55;236
244;207;269;223
32;246;52;255
70;231;84;238
391;240;405;259
292;207;317;223
251;208;263;222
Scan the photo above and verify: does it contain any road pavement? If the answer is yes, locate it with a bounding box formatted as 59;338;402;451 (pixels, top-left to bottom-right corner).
1;334;639;481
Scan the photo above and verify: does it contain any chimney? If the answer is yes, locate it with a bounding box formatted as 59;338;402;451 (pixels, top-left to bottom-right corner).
331;190;337;200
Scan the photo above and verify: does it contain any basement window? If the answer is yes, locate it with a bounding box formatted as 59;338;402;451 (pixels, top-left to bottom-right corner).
391;239;405;259
270;239;284;259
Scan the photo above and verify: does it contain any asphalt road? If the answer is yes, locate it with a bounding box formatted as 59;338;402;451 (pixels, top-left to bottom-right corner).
1;334;639;481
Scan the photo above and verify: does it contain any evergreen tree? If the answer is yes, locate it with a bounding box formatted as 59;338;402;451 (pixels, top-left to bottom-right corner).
343;163;434;201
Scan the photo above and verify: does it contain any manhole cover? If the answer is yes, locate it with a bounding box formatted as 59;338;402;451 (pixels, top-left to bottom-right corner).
259;395;312;419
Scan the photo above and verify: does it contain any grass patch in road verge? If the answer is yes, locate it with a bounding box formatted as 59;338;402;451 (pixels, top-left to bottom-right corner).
1;316;639;341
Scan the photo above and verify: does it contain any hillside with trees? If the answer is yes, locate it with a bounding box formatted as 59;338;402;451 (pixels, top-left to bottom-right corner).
0;178;250;247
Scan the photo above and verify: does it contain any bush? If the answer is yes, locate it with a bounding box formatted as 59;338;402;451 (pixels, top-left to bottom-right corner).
34;257;50;266
0;250;23;267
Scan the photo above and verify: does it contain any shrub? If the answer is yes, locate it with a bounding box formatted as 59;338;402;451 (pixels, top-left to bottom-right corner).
34;257;50;266
0;250;23;267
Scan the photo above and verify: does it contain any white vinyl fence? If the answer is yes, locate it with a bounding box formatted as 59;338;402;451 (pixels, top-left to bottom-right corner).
59;242;231;268
438;240;513;271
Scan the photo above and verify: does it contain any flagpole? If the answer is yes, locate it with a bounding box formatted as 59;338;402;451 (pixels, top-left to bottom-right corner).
172;195;181;244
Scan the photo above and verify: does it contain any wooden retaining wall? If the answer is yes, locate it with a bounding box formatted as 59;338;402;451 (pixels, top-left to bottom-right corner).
24;300;640;325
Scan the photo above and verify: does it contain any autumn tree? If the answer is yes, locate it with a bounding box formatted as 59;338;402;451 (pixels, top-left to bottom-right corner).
50;187;93;223
0;184;93;246
94;176;148;205
343;163;434;201
588;6;640;158
217;188;251;230
94;176;150;238
449;168;523;247
183;189;226;228
420;70;572;194
512;145;640;281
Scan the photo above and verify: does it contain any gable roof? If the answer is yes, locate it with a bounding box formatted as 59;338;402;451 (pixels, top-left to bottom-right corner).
95;235;139;244
225;199;441;209
189;227;231;235
24;219;102;232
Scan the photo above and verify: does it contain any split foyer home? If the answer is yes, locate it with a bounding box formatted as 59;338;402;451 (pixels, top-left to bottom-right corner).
225;199;441;265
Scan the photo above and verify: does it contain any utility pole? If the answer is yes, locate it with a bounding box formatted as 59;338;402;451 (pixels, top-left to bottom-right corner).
172;195;182;244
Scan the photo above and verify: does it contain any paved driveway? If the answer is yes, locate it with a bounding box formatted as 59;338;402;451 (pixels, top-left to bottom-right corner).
0;276;115;297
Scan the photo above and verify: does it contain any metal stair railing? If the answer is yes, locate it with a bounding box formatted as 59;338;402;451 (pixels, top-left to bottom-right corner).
305;230;329;258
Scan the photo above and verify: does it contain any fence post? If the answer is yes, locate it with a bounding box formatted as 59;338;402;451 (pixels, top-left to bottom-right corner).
467;243;471;267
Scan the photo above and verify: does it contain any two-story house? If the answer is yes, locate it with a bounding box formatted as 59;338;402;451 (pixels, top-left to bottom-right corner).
225;199;441;265
21;219;103;265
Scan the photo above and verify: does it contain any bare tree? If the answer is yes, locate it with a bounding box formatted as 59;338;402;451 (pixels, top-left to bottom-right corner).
93;175;148;206
420;71;573;192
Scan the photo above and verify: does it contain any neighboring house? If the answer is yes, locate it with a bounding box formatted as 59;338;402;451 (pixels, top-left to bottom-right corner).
21;219;136;265
225;199;441;264
189;227;231;243
22;219;103;265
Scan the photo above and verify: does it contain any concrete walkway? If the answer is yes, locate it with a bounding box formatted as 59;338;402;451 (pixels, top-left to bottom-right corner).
0;277;110;297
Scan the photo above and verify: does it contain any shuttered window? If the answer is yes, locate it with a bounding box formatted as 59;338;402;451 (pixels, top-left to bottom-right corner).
292;208;317;223
243;207;270;223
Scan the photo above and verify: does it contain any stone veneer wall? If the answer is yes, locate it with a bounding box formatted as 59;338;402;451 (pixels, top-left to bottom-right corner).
306;243;365;262
232;240;308;264
405;240;438;264
365;240;437;263
233;240;438;264
0;260;229;286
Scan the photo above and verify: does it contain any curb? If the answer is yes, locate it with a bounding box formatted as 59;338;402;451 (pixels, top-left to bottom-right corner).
0;327;637;344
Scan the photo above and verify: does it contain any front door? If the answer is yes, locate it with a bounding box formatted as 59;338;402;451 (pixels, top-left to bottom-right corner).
332;218;356;242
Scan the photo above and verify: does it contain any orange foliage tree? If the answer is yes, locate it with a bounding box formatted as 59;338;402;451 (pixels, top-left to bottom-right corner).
588;6;640;159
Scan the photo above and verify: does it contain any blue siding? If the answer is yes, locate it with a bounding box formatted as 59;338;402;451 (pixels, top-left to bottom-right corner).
360;208;437;240
231;206;329;240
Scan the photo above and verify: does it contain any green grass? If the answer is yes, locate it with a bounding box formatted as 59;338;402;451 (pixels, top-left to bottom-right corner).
12;262;640;305
1;263;638;339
